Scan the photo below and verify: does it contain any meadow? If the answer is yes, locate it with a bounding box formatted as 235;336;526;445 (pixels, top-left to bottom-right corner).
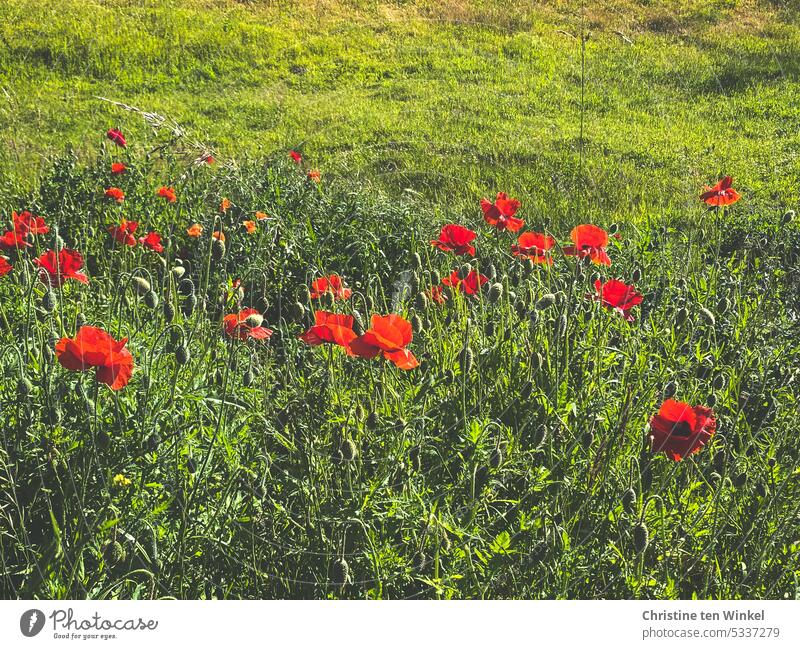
0;0;800;599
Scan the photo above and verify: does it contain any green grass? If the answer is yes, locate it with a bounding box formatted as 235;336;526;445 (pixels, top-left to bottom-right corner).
2;0;800;600
1;0;799;217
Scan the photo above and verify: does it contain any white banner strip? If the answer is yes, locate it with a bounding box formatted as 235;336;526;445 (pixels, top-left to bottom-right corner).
1;600;796;648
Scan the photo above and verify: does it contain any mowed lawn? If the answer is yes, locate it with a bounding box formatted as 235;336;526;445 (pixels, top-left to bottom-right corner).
1;0;799;219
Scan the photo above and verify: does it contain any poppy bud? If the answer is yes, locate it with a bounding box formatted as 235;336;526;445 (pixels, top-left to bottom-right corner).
712;374;725;390
182;294;197;317
366;411;379;430
411;314;423;332
17;377;33;397
485;321;496;337
488;282;503;304
288;301;305;322
75;312;87;328
245;313;264;328
428;270;441;286
717;296;729;315
675;306;688;326
133;276;151;295
243;369;255;387
555;313;568;337
415;292;428;311
331;558;350;588
698;307;715;326
622;487;636;514
412;252;422;268
631;267;642;283
536;293;556;310
514;298;527;319
782;210;795;225
489;445;504;468
608;222;618;235
163;301;175;321
458;263;472;279
144;290;159;309
187;457;197;474
459;347;473;374
42;290;57;313
212;239;226;261
768;457;776;468
663;381;677;399
147;432;161;451
755;482;767;498
175;345;190;365
172;266;186;279
485;263;497;280
43;345;54;362
531;351;543;371
580;430;594;449
633;523;649;553
178;278;194;295
339;439;358;462
733;472;747;487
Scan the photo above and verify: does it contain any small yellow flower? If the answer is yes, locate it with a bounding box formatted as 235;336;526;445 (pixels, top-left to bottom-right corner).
113;473;132;488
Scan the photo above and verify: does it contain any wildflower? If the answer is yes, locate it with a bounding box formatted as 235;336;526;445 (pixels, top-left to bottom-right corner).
442;269;488;296
299;310;357;348
13;210;49;236
199;152;215;165
310;274;352;300
106;128;126;148
563;224;611;266
139;231;164;253
431;224;477;256
700;176;741;207
307;170;321;183
289;150;302;164
0;230;31;249
511;232;556;264
104;187;125;203
187;223;203;237
112;473;132;488
111;162;127;175
220;197;231;213
481;192;524;232
212;231;225;242
56;326;134;390
349;314;419;370
242;220;257;234
649;399;717;461
223;308;273;340
0;256;11;277
590;279;642;322
428;285;448;305
255;211;268;221
157;186;177;203
108;219;138;246
34;248;89;287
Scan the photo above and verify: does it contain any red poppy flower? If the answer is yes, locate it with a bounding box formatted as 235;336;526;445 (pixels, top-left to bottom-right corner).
199;152;215;165
431;224;477;256
187;223;203;237
157;186;177;203
442;269;488;296
428;285;447;305
111;162;127;175
13;210;49;236
289;150;302;164
56;326;134;390
700;176;741;207
220;197;231;213
310;274;352;300
511;231;556;264
349;314;419;370
106;128;127;148
34;248;89;287
139;231;164;253
590;279;642;322
481;192;524;232
0;230;30;249
563;224;611;266
104;187;125;203
223;308;273;341
0;256;12;277
300;311;358;348
108;219;138;246
649;399;716;461
307;170;321;183
242;220;257;234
